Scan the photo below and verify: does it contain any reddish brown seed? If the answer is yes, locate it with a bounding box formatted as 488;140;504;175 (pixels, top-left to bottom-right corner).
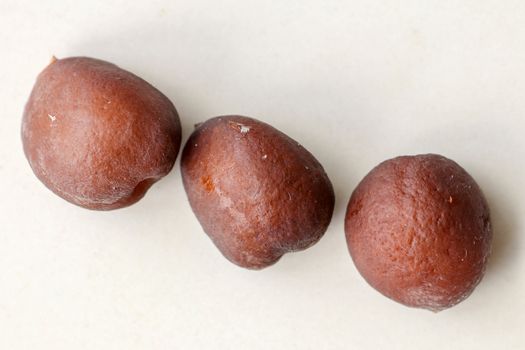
22;57;181;210
181;116;335;269
345;154;492;311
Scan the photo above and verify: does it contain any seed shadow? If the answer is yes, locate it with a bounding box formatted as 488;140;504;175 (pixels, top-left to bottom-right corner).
481;181;518;278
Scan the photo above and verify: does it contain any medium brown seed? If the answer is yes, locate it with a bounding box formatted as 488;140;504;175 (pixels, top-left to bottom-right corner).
181;116;335;269
345;154;492;311
22;57;181;210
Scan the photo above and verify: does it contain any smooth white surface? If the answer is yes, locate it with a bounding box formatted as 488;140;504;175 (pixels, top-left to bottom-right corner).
1;1;524;349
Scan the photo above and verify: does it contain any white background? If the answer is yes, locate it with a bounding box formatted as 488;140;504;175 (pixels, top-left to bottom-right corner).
0;1;523;349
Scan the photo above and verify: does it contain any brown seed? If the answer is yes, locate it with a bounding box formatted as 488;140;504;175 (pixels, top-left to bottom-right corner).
22;57;181;210
181;116;335;269
345;154;492;311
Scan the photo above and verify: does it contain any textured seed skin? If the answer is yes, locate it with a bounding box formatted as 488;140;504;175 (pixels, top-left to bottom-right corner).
345;154;492;311
181;116;335;269
22;57;181;210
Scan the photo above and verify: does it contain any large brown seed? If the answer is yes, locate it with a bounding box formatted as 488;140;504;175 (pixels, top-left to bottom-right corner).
345;154;492;311
22;57;181;210
181;116;335;269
